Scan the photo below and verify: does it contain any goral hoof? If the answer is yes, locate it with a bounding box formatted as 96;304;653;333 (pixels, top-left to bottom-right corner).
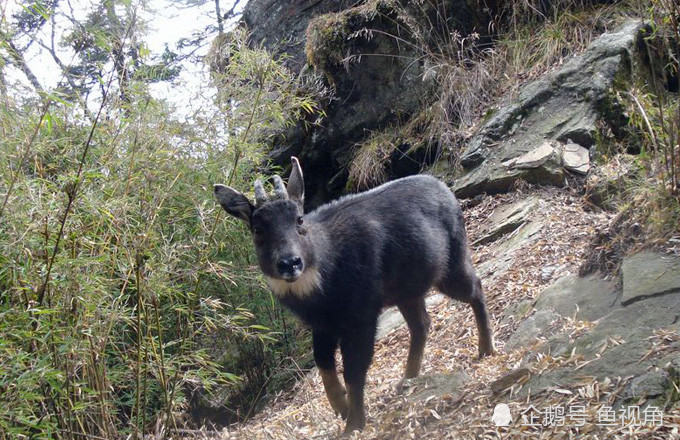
478;347;495;359
394;378;407;395
340;424;364;438
336;408;348;420
329;393;348;419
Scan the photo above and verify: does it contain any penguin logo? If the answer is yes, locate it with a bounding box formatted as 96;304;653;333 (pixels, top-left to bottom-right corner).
492;403;513;427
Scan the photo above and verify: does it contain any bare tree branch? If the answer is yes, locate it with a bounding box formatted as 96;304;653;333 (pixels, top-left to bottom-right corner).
223;0;242;21
104;0;131;104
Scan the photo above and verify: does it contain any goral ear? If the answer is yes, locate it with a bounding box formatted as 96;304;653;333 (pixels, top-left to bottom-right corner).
214;184;254;226
288;157;304;208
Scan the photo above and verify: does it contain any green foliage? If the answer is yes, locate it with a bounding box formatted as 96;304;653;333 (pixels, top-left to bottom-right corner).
11;0;58;33
208;29;323;139
0;25;320;439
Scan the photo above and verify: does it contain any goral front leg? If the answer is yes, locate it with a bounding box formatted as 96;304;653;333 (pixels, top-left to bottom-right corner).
319;368;348;418
313;330;347;418
340;322;376;436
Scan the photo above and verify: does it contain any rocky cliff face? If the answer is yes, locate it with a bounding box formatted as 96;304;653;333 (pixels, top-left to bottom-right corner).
451;21;643;199
242;0;359;73
239;0;495;207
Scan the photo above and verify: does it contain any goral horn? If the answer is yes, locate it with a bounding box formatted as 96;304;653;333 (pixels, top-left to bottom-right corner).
272;175;288;200
254;179;268;207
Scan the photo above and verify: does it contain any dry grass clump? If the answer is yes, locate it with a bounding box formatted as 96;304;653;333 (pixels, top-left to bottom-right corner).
432;3;625;151
580;75;680;275
616;89;680;242
499;5;619;81
347;108;438;191
579;173;680;276
347;130;396;191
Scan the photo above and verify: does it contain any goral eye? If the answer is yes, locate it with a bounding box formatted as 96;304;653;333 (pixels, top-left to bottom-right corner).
297;216;304;226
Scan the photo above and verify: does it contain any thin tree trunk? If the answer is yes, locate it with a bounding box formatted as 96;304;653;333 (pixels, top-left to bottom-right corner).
104;0;130;104
0;60;8;98
215;0;224;34
0;29;45;94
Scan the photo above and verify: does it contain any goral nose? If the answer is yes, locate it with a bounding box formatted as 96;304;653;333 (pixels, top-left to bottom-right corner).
277;256;303;275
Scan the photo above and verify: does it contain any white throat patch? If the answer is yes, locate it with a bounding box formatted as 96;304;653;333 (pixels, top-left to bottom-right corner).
265;268;322;298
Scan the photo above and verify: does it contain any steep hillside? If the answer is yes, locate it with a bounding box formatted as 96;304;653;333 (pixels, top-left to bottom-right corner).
200;1;680;438
220;187;678;439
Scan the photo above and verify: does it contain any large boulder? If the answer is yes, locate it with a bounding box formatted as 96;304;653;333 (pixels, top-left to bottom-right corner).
472;197;538;246
400;371;470;403
621;251;680;305
532;274;619;322
453;21;644;198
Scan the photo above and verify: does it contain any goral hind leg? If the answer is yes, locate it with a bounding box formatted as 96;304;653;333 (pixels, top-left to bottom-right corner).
438;259;495;358
395;296;431;393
